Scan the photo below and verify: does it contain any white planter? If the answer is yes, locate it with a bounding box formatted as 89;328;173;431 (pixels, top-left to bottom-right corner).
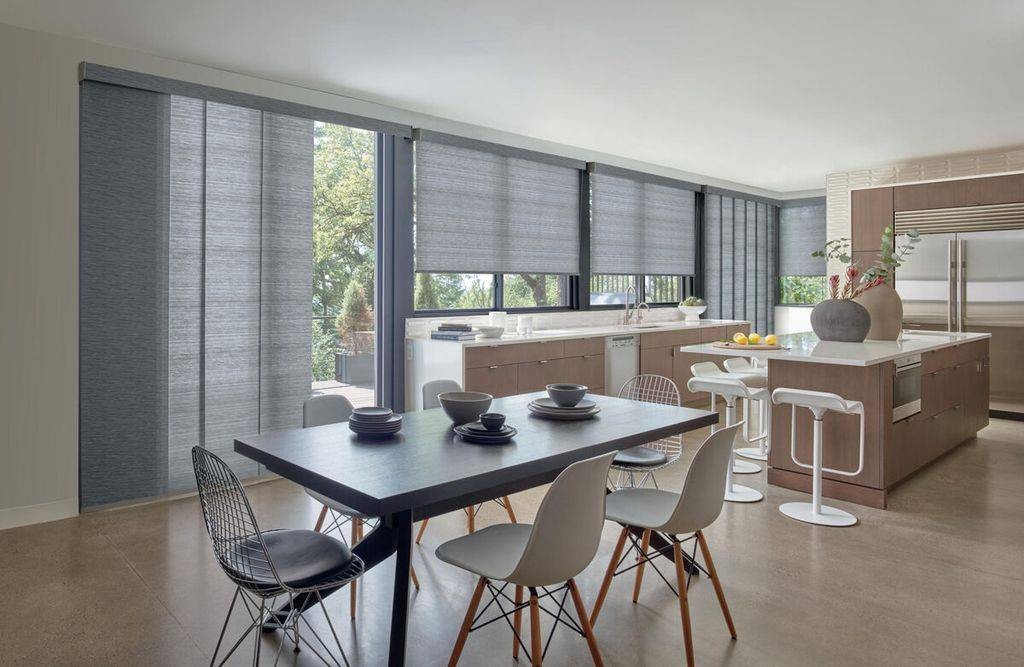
678;305;707;322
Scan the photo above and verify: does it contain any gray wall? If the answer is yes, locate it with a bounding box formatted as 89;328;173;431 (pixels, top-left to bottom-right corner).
0;20;806;528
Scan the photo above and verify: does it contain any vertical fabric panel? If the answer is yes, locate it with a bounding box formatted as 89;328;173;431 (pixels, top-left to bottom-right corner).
414;139;580;274
590;173;697;275
167;97;205;493
80;81;169;508
779;198;827;276
204;102;263;478
703;193;779;334
260;113;314;433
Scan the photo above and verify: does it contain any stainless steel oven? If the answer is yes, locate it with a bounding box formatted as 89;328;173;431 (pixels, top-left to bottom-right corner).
893;354;922;422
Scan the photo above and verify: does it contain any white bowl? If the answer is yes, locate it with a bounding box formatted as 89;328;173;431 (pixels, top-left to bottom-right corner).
438;391;493;425
476;325;504;339
678;304;707;322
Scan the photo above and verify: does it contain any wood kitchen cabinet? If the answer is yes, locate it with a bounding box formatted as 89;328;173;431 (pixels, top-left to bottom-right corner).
893;173;1024;211
639;324;747;406
851;187;894;252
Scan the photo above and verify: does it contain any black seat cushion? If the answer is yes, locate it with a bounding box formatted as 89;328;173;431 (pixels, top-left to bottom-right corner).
614;445;669;467
228;529;355;590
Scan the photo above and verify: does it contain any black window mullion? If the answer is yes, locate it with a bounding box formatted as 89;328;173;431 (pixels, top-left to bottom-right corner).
494;273;503;310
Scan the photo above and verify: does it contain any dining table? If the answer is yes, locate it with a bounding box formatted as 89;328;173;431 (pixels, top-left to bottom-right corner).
234;390;718;666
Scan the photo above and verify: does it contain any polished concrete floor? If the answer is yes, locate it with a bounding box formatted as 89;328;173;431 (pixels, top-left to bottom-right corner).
2;417;1023;666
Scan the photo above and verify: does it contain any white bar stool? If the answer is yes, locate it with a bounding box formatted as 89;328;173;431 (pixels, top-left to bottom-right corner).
770;388;865;527
687;375;764;503
723;358;770;462
690;362;765;475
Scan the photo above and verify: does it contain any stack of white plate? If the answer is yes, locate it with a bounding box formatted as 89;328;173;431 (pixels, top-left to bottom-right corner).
349;406;402;438
527;397;600;421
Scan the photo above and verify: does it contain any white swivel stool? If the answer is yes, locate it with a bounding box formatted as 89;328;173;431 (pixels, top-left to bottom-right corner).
690;362;765;475
687;374;764;503
771;388;865;527
722;358;771;462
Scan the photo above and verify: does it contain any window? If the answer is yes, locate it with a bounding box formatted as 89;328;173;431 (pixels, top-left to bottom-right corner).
311;121;377;405
503;274;568;308
415;273;494;310
590;274;636;305
644;275;683;304
779;276;826;305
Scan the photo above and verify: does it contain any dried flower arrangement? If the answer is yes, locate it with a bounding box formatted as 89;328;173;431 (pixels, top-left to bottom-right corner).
814;226;921;299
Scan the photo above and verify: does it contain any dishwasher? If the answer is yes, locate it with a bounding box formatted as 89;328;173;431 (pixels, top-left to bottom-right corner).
605;334;639;396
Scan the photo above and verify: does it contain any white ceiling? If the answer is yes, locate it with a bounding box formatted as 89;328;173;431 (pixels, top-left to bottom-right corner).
3;0;1024;193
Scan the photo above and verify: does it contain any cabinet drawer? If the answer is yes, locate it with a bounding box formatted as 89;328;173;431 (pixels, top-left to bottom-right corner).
465;364;519;399
563;336;605;357
954;339;987;364
465;340;565;368
640;329;702;349
516;357;569;393
700;326;727;342
921;366;956;417
639;346;673;379
576;353;605;390
921;347;955;373
888;413;927;485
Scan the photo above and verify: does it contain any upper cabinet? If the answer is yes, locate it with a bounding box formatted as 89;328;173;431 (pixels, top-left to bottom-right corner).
851;187;894;252
893;173;1024;212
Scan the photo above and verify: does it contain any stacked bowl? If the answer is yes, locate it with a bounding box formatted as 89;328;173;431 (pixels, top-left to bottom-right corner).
348;406;403;438
528;384;600;420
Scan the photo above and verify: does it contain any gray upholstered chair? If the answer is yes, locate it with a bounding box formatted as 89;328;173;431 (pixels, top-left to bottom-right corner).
589;424;743;667
192;447;362;665
302;394;419;619
415;379;518;545
437;451;617;666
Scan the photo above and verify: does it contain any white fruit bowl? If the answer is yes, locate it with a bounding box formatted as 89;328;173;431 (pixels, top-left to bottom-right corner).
678;305;707;322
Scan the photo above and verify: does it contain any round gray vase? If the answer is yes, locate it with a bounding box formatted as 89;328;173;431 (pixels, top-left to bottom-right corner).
810;299;871;342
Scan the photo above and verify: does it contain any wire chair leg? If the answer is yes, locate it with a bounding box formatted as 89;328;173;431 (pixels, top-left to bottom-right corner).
316;589;352;667
253;598;266;667
210;587;240;666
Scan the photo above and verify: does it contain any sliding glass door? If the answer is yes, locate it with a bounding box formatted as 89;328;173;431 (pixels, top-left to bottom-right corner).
311;122;378;408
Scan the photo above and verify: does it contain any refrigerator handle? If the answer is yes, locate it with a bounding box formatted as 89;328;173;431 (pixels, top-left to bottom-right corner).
958;238;966;332
947;239;957;332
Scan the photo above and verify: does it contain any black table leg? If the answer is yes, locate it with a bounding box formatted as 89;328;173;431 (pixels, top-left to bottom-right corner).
387;509;414;667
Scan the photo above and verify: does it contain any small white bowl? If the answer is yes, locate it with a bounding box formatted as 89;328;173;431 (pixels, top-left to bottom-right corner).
475;325;504;339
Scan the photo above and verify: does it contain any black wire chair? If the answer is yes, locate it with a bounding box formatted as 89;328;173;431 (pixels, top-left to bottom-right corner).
192;446;364;666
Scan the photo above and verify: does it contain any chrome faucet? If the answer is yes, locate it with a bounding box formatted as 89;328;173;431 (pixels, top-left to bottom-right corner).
622;285;649;325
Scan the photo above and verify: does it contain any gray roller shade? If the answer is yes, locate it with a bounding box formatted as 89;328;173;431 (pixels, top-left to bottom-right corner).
779;197;826;276
81;79;312;509
703;192;779;333
590;164;697;275
413;132;581;274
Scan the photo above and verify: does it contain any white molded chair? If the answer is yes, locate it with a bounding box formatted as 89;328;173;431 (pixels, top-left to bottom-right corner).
690;362;766;475
722;358;771;461
609;374;685;488
417;380;517;545
590;424;743;667
771;388;865;527
687;373;765;503
437;452;617;666
302;394;419;619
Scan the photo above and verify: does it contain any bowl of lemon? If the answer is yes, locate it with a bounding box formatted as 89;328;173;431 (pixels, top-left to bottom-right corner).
714;331;780;349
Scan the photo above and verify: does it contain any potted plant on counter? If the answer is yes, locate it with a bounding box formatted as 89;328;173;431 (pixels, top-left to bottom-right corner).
678;296;707;322
811;226;920;341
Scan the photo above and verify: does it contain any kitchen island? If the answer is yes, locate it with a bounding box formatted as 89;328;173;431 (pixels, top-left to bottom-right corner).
681;331;991;508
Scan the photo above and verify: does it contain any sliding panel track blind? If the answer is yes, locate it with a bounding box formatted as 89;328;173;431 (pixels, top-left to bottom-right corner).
80;80;313;508
413;130;582;275
589;164;698;275
779;197;827;276
703;191;779;333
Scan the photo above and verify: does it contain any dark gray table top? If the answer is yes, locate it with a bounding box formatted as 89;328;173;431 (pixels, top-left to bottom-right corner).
234;391;717;516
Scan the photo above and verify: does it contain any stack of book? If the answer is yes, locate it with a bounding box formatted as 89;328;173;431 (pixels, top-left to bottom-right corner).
430;323;478;341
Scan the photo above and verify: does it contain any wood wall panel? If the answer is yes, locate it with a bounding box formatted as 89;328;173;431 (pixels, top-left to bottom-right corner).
851;187;894;252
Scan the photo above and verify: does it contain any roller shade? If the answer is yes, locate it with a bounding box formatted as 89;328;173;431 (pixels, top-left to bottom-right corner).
703;192;779;333
779;197;826;276
414;130;582;274
589;164;698;275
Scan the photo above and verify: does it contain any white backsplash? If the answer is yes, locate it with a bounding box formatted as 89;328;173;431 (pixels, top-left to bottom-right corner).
405;307;688;338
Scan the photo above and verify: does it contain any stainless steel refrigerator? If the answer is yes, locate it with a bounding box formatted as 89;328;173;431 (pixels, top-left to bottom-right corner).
896;214;1024;418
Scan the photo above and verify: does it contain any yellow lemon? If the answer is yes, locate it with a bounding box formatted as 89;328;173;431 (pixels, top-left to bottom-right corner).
732;332;748;345
765;334;778;346
748;332;762;345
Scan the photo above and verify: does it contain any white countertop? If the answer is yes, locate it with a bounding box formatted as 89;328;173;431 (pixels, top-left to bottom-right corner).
681;330;991;366
409;319;748;348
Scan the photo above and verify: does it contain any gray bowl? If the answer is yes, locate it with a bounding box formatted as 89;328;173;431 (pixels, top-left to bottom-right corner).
546;383;588;407
438;391;493;425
